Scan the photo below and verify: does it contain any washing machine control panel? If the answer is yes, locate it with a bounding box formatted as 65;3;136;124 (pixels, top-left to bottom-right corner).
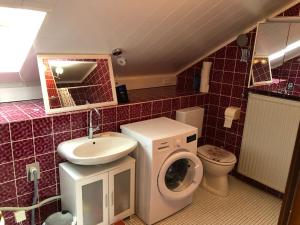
186;134;197;143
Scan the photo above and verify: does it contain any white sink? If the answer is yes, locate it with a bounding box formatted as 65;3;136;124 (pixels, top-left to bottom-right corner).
58;132;137;165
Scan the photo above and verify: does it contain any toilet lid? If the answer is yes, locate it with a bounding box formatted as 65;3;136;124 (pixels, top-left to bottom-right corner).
197;145;236;164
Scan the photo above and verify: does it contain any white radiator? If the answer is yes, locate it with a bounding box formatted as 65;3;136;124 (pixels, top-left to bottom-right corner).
238;93;300;192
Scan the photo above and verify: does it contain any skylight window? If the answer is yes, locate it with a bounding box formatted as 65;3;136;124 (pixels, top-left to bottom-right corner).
0;7;46;72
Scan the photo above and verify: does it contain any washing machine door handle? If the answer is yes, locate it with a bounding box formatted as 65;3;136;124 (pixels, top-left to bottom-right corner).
158;151;203;201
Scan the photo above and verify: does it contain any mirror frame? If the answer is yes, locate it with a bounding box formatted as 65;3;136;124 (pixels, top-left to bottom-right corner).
248;22;273;87
251;55;273;86
37;54;118;114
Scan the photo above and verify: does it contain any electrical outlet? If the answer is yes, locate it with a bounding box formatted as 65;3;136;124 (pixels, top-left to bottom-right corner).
26;162;40;181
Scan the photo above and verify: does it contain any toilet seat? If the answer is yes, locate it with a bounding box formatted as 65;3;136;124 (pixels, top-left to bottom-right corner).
197;145;236;165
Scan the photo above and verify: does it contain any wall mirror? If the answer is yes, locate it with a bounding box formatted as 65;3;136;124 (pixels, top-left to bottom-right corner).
249;20;300;89
37;54;118;114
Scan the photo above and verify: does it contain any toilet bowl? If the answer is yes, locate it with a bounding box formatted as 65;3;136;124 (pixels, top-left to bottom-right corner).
197;145;236;197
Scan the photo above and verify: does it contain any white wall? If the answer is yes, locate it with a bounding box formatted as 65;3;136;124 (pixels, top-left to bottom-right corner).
115;73;176;90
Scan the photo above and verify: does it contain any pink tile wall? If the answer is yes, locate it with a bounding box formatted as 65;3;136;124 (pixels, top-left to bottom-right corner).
272;57;300;96
0;92;207;225
177;3;300;160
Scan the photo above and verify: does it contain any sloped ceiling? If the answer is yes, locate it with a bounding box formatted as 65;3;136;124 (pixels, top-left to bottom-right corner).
0;0;298;84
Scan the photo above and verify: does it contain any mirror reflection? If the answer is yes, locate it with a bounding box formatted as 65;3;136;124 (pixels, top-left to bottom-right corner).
38;55;117;114
252;57;272;84
250;22;300;93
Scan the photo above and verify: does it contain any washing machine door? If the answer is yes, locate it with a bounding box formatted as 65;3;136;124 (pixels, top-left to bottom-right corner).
158;151;203;201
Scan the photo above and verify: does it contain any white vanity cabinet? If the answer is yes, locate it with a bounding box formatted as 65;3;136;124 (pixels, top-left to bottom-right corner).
59;156;135;225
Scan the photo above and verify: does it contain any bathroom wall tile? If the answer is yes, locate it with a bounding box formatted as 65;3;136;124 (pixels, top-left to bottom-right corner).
53;114;71;133
54;131;71;149
14;157;35;179
130;104;141;119
117;105;130;121
17;192;34;207
71;128;88;139
71;112;88;130
33;117;52;137
102;107;116;123
162;99;172;112
152;100;163;114
39;169;56;189
141;102;152;117
36;153;55;172
103;122;117;132
34;135;54;155
0;124;10;144
180;96;189;108
0;162;15;183
0;143;13;164
16;177;33;196
10;120;33;141
0;181;16;202
39;185;57;200
12;139;34;160
171;97;181;111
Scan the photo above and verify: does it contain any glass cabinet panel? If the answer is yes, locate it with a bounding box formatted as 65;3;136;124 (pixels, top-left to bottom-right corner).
82;180;104;225
114;169;131;215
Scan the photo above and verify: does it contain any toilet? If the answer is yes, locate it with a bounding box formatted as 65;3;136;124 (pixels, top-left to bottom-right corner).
176;107;237;197
197;145;236;197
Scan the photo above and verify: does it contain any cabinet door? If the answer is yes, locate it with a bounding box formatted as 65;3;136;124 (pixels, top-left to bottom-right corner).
109;162;135;224
77;173;109;225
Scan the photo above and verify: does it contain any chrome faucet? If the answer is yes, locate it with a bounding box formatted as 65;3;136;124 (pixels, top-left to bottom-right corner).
88;108;100;139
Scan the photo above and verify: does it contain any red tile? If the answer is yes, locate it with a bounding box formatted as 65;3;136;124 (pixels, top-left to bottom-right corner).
130;104;141;119
39;169;56;189
34;135;54;155
103;107;116;124
0;162;14;183
14;157;35;179
10;120;33;141
53;114;71;133
221;84;232;96
0;123;10;144
180;96;189;109
0;181;16;202
72;128;87;139
171;98;180;111
117;105;130;121
141;102;152;117
16;177;33;195
33;117;52;137
225;132;237;146
152;100;163;114
39;185;57;200
36;153;55;172
71;112;87;130
12;139;34;160
103;123;117;132
0;143;13;164
162;99;172;112
54;132;71;149
17;192;34;207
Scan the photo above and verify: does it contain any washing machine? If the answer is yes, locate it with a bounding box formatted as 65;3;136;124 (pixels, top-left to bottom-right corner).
121;117;203;225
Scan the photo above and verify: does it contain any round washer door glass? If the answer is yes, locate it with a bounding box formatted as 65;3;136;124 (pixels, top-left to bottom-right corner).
158;151;203;201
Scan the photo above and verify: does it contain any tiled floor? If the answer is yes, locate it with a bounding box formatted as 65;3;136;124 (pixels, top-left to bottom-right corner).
125;176;282;225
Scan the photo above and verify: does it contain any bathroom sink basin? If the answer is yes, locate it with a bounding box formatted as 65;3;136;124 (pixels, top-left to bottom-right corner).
58;132;137;165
